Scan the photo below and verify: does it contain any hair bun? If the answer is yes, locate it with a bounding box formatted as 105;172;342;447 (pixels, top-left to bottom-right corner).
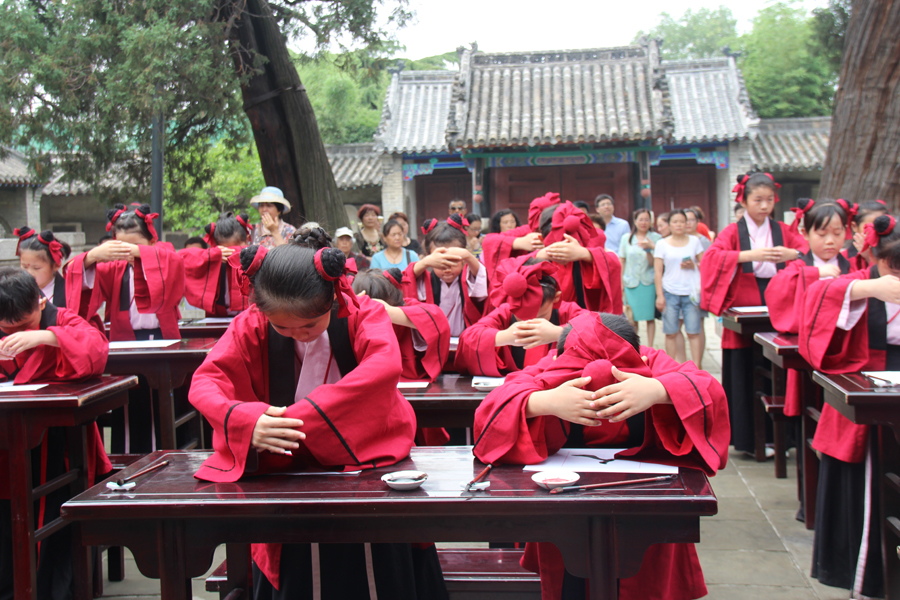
106;205;125;222
204;223;213;235
319;247;347;278
238;212;249;222
737;174;748;185
239;245;261;271
138;203;152;213
797;198;813;211
384;267;403;288
39;230;55;241
874;214;895;235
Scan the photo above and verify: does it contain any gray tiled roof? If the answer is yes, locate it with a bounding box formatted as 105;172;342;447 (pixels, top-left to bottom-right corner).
326;144;381;189
450;41;672;149
751;117;831;172
0;148;38;186
42;171;91;196
375;70;455;155
663;57;756;144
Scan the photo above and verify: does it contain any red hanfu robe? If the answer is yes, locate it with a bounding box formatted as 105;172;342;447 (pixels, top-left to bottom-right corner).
473;313;729;600
188;296;416;589
700;218;807;349
180;247;250;316
65;245;184;341
455;301;585;377
400;262;485;331
0;304;111;498
481;224;534;281
799;267;886;463
395;299;451;382
768;253;855;416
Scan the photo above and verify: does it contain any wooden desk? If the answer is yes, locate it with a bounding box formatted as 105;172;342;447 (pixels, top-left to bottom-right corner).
722;309;773;337
63;447;716;600
176;320;231;339
0;376;137;600
753;332;809;370
104;339;218;451
813;371;900;599
400;375;489;428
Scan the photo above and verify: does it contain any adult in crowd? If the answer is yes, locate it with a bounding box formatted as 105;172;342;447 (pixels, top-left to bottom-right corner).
334;227;370;271
573;200;591;215
690;205;714;241
354;203;384;257
250;186;295;249
619;208;661;346
370;219;419;270
685;209;712;251
465;213;483;260
388;211;423;254
449;199;467;217
656;212;671;238
594;194;630;253
489;209;521;233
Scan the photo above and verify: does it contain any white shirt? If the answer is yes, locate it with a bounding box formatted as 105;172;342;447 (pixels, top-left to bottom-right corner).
417;263;488;337
839;280;900;345
83;263;160;332
41;279;55;304
654;236;704;296
293;331;342;403
744;215;776;279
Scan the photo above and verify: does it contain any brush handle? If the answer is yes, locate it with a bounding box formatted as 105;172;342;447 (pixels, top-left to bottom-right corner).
123;460;170;483
549;474;675;494
465;464;493;489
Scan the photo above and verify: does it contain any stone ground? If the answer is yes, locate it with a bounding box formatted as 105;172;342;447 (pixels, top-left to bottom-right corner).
95;318;854;600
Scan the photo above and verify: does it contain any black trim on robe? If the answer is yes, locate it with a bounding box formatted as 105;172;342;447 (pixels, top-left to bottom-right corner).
118;264;131;312
572;261;586;309
215;262;229;308
801;251;851;274
429;271;466;311
51;272;66;308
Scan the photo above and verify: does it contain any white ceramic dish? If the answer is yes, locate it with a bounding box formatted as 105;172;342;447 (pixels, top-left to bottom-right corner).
531;470;580;490
382;470;428;491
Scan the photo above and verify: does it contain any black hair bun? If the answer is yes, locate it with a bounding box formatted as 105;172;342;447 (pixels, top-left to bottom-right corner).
239;245;262;272
422;218;437;230
448;213;465;226
203;223;213;235
319;248;346;278
16;225;34;237
137;203;152;213
873;214;894;235
292;226;332;250
39;230;55;241
384;267;403;284
106;204;126;222
238;212;249;222
797;198;813;211
737;174;747;184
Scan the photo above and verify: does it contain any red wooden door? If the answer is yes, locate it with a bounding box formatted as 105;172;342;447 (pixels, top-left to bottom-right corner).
650;164;717;227
491;166;562;224
560;163;633;219
416;170;473;223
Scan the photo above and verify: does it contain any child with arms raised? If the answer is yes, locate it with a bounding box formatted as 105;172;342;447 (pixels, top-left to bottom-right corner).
14;228;70;307
189;245;447;599
0;267;110;600
473;312;729;600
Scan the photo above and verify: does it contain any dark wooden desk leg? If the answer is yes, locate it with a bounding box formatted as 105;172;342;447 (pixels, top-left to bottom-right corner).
65;425;93;600
753;345;767;462
225;543;251;598
802;373;820;530
588;517;618;600
157;364;177;450
157;521;191;600
879;426;900;599
8;413;36;600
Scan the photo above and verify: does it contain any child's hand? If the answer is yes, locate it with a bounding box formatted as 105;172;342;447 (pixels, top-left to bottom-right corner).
88;240;133;264
512;232;544;252
525;376;599;426
514;318;563;349
444;246;473;262
496;322;527;347
251;405;305;454
220;246;235;259
424;248;461;270
544;235;590;264
818;264;841;279
591;366;670;422
0;330;57;359
853;231;866;254
871;275;900;304
773;246;800;262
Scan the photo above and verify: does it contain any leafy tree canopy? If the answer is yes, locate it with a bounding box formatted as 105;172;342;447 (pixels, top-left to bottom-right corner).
633;7;738;60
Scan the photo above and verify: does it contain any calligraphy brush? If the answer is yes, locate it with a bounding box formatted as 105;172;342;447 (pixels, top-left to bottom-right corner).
465;464;493;492
115;460;170;487
549;474;676;494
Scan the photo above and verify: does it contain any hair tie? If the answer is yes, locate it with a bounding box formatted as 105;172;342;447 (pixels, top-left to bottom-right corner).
234;246;268;296
876;199;888;207
204;223;217;248
763;173;782;203
447;216;469;234
731;174;750;203
863;215;896;251
133;208;160;242
835;199;858;223
314;248;359;318
37;232;63;266
13;227;36;256
236;214;252;239
383;269;403;289
106;207;126;233
421;218;438;238
789;199;814;234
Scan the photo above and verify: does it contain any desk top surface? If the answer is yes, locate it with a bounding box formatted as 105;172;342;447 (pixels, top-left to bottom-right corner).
722;309;771;322
0;375;138;409
813;371;900;402
400;375;489;400
106;338;219;358
753;332;800;354
63;448;717;520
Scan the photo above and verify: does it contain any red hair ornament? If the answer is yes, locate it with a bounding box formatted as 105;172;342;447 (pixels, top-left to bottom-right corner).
489;256;558;320
232;246;268;297
314;248;360;318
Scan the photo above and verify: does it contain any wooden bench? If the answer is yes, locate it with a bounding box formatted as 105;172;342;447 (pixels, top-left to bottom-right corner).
755;394;789;478
206;548;541;599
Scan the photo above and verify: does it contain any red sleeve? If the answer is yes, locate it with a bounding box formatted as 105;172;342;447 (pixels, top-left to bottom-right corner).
579;247;623;314
700;223;740;315
455;305;516;377
558;301;588;324
482;224;533;276
63;253;111;322
615;347;730;476
799;270;871;372
398;301;450;381
768;260;820;334
179;247;224;313
400;262;420;302
133;244;185;315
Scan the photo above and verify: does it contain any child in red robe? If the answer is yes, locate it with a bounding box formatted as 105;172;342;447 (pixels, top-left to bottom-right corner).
65;203;185;341
473;312;729;600
845;199;888;270
797;214;900;598
189;245;447;599
456;256;585;376
14;228;69;308
0;267;110;600
480;195;549;282
700;172;807;454
180;212;253;317
401;215;487;337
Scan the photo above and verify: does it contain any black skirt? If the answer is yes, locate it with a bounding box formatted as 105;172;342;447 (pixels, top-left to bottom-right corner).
253;542;448;600
721;347;771;453
811;433;883;598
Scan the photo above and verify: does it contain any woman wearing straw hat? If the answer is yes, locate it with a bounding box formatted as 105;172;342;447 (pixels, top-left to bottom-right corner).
250;186;296;249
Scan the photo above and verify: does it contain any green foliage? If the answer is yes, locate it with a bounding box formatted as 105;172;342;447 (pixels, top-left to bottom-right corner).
739;3;834;118
810;0;852;82
634;7;738;60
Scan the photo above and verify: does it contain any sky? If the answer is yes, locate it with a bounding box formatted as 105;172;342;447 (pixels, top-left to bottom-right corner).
388;0;831;60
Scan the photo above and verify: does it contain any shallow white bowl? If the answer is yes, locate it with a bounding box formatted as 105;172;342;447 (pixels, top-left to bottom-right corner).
531;470;580;490
382;470;428;491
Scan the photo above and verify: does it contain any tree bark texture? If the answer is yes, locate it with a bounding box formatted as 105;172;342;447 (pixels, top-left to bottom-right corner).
231;0;350;231
819;0;900;207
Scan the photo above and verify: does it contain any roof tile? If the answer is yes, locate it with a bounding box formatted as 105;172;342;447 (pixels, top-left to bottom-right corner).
751;117;831;171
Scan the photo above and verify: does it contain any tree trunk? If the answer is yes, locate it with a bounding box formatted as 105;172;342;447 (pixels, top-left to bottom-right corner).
231;0;349;231
818;0;900;207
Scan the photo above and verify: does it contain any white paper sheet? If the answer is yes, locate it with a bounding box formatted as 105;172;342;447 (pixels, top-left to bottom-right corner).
108;339;181;350
194;317;233;324
449;337;459;350
862;371;900;386
472;376;506;390
281;470;362;476
730;306;769;314
0;384;48;392
523;448;678;474
397;381;429;389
